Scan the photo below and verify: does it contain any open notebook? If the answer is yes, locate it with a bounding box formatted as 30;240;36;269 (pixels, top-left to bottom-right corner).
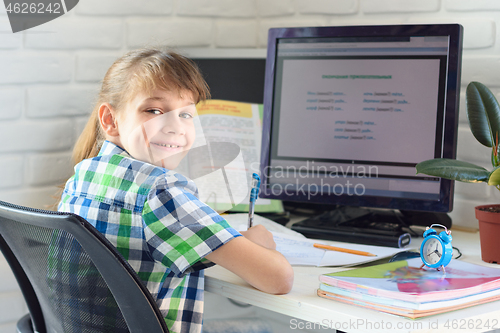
223;213;408;267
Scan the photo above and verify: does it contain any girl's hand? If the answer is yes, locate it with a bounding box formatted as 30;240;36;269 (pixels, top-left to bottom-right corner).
205;225;294;294
240;225;276;250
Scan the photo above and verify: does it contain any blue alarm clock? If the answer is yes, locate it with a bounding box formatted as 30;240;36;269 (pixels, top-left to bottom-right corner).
420;224;453;271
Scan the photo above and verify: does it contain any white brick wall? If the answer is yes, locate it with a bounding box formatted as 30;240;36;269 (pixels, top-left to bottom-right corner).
127;19;213;48
25;18;123;50
0;119;74;152
0;54;72;84
26;152;73;186
75;0;173;16
0;89;22;120
0;157;23;189
1;0;500;330
26;87;95;118
296;0;358;15
445;0;500;12
178;0;257;17
257;0;295;17
0;20;21;49
215;21;258;48
361;0;440;13
75;54;120;82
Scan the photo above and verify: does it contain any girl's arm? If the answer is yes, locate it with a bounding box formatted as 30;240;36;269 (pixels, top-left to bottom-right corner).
204;225;294;295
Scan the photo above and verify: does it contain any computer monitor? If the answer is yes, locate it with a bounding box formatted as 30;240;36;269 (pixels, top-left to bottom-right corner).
259;24;463;244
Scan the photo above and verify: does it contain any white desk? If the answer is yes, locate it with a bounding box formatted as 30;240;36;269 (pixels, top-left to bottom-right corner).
205;229;500;333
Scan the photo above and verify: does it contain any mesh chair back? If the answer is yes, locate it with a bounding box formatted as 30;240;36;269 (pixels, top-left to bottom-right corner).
0;201;169;333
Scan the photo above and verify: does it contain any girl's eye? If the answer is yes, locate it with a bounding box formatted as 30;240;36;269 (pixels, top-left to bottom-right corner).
180;112;193;119
147;109;162;115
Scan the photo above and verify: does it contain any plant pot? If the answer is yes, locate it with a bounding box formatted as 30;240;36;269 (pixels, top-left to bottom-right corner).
475;204;500;264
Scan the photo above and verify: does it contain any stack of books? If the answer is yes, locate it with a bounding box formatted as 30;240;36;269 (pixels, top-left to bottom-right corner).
318;258;500;318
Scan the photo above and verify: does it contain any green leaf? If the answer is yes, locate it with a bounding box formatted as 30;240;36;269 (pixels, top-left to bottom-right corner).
488;167;500;185
416;158;490;183
466;81;500;148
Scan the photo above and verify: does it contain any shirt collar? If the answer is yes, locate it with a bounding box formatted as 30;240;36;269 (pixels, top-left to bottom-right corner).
98;140;131;158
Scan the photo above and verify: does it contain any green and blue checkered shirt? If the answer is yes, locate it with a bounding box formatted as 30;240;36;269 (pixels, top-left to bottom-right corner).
58;141;241;333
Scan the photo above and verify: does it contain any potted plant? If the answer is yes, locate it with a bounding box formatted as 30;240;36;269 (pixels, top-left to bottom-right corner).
416;81;500;264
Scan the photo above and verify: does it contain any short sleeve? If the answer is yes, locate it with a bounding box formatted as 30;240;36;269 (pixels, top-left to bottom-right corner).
141;174;241;277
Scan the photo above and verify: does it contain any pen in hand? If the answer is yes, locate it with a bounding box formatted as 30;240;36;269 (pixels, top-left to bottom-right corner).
248;173;260;229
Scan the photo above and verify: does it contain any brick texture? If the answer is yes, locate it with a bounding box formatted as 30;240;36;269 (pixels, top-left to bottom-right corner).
0;120;75;153
0;55;72;84
461;20;496;49
75;54;120;82
297;0;358;15
26;152;73;186
127;19;213;48
25;18;123;49
0;187;60;212
178;0;256;17
27;87;96;118
215;21;258;48
0;156;23;189
75;0;173;16
361;0;440;13
0;89;22;120
461;56;500;87
445;0;500;11
0;19;21;49
256;0;295;17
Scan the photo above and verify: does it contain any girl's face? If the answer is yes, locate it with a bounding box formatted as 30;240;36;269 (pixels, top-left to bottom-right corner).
107;88;197;169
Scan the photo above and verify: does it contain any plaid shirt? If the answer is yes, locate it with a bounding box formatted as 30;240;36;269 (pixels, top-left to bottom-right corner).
58;141;241;333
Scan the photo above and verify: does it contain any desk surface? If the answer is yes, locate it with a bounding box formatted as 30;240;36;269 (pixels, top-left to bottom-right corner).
205;229;500;333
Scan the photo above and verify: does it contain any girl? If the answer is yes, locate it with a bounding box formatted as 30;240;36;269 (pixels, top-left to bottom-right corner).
58;48;294;333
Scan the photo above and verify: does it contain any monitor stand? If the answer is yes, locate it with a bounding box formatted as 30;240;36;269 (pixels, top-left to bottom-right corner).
290;205;451;248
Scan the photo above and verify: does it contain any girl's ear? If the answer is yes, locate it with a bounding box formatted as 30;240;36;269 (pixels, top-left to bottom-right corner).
98;103;119;137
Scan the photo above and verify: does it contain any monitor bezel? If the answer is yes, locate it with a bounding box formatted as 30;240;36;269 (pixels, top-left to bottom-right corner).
259;24;463;213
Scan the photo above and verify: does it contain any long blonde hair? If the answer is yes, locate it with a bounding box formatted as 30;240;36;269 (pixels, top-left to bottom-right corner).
72;47;210;164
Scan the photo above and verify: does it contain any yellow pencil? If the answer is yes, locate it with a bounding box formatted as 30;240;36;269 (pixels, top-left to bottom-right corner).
313;243;376;257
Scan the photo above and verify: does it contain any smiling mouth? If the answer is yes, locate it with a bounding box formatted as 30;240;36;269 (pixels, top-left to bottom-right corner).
151;142;183;148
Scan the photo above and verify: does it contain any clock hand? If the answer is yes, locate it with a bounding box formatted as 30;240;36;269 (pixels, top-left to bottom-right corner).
429;248;441;258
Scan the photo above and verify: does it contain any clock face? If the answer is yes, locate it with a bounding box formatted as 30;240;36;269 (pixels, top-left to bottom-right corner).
422;237;443;265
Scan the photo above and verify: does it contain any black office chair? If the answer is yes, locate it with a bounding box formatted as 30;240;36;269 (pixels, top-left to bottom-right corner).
0;200;169;333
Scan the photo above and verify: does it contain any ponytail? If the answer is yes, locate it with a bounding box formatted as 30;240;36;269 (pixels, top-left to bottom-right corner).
72;106;105;164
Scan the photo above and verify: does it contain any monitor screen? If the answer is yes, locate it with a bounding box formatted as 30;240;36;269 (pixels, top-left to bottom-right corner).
259;24;463;214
